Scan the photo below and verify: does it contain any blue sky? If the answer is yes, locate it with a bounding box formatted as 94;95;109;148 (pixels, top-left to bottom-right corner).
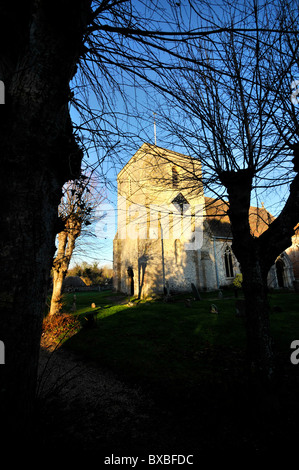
67;0;298;269
68;97;295;270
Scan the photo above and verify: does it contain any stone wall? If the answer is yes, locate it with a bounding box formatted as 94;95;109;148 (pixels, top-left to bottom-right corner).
113;143;295;296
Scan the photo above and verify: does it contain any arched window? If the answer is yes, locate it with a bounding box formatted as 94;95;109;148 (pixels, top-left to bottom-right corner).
224;246;234;278
275;258;285;288
172;167;179;188
127;266;134;295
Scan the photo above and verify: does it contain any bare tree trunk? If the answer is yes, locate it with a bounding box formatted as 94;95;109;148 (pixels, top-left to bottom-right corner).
241;257;273;380
0;169;69;443
235;249;274;381
49;218;81;316
220;169;274;380
50;230;68;316
0;0;92;444
50;270;66;316
218;153;299;382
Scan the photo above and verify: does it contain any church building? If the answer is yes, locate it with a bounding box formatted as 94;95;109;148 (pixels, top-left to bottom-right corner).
113;143;295;297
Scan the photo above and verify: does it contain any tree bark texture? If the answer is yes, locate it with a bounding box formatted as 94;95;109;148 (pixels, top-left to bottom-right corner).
220;158;299;381
0;0;92;442
240;254;274;380
50;218;81;316
219;169;273;378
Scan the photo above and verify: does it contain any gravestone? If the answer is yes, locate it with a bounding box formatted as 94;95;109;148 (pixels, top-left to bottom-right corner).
191;283;201;300
210;303;218;314
71;294;76;312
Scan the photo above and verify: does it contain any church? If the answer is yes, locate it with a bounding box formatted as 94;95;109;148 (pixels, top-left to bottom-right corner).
113;143;295;298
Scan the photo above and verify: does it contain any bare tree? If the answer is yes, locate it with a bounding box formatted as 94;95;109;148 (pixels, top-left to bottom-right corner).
49;174;104;316
1;0;292;441
148;0;299;380
0;0;221;440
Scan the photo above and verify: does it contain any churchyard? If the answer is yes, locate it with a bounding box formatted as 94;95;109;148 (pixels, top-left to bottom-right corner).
40;288;299;453
44;288;299;390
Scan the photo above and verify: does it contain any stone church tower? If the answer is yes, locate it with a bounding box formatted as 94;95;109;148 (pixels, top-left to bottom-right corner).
113;143;295;297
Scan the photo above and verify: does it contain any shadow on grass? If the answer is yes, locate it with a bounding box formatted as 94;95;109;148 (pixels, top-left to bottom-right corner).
39;290;299;453
63;291;299;393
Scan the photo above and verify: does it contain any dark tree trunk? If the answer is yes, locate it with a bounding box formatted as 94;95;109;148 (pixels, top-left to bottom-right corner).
239;255;273;380
220;158;299;382
0;0;92;443
220;169;274;380
0;164;65;440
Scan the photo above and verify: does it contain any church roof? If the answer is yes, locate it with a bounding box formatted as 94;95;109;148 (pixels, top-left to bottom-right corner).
204;197;275;238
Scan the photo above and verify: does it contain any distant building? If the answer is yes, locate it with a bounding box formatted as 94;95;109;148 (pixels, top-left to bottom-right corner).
113;143;295;297
63;276;86;292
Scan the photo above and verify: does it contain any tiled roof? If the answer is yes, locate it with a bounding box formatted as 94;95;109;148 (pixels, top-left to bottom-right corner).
204;197;275;238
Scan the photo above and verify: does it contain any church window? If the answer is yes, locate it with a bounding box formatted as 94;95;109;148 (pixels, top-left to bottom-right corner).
171;193;189;215
224;246;234;278
172;167;179;188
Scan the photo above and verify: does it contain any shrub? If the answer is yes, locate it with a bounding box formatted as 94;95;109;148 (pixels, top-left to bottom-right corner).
233;273;243;289
42;313;81;345
68;262;113;286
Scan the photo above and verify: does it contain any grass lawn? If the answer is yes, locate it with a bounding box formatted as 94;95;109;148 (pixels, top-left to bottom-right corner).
59;289;299;394
42;289;299;453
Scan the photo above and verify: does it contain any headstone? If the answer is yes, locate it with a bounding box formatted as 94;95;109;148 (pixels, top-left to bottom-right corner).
218;290;223;299
91;302;96;308
191;283;201;300
71;294;76;312
210;303;218;314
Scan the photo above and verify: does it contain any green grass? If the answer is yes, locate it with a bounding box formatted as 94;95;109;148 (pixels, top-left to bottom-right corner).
61;290;121;315
41;290;299;453
59;289;299;394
